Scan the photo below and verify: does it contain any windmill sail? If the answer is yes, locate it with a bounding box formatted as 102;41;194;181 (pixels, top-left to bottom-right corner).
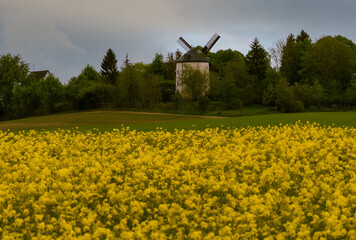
202;33;220;55
177;37;192;52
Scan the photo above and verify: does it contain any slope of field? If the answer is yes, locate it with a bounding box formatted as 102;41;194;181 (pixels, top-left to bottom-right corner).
0;111;355;131
0;111;219;131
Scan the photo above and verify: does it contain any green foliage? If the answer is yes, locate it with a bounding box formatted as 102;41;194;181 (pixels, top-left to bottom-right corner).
82;65;101;82
281;31;312;85
12;80;41;118
245;38;270;86
165;52;176;81
310;80;326;107
0;53;30;119
229;60;256;104
223;59;251;89
346;79;356;107
138;72;162;108
180;65;209;101
264;67;280;86
160;80;176;102
171;94;182;110
263;78;304;112
285;81;325;109
293;83;314;108
118;62;140;107
223;58;264;105
197;95;209;113
335;35;356;79
296;30;310;43
279;31;356;108
217;73;239;109
207;49;244;75
76;83;102;110
100;49;119;85
238;84;261;106
311;36;354;92
38;74;65;113
66;65;104;110
165;50;183;81
118;62;165;108
1;31;356;119
207;72;222;101
280;34;298;84
211;55;270;108
148;53;168;79
334;35;356;54
298;49;318;85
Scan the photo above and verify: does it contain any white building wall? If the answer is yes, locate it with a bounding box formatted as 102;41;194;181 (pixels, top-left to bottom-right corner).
176;62;209;95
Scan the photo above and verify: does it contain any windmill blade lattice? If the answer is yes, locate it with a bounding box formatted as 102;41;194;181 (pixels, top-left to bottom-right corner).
177;37;192;52
202;33;220;55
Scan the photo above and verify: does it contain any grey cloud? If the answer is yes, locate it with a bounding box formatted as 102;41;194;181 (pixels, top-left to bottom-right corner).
2;12;84;54
1;0;355;82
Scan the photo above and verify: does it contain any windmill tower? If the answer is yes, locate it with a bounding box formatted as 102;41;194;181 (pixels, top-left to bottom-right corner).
176;33;220;95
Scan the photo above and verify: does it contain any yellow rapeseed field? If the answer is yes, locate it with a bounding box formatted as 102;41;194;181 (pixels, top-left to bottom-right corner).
0;122;355;239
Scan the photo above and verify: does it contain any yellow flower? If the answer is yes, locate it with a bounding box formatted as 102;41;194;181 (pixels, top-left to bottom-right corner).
0;122;355;239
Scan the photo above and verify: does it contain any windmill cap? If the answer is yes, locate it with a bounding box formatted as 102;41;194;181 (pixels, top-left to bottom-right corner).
176;49;209;63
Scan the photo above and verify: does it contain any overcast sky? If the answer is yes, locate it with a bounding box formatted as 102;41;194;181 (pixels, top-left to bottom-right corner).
1;0;355;83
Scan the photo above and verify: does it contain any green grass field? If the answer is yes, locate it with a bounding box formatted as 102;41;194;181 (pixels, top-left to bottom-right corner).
0;110;355;132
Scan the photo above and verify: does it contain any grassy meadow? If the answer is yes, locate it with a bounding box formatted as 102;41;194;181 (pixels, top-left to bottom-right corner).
0;110;355;132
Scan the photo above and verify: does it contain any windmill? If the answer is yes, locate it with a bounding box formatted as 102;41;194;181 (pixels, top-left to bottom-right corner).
176;33;220;95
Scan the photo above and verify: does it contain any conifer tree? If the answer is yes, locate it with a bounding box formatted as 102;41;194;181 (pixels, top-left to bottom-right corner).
148;53;168;79
245;37;270;86
281;30;312;85
166;52;176;80
100;49;119;85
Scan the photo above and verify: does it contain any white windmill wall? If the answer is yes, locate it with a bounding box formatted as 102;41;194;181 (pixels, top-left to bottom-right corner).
176;62;210;95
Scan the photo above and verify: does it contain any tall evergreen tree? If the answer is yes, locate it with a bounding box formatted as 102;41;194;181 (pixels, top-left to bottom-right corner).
245;37;270;86
119;59;140;108
281;30;312;85
280;34;298;84
100;49;119;85
296;29;310;43
166;52;176;81
148;53;168;79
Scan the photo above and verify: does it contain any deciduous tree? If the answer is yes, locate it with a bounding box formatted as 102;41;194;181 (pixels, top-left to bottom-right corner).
0;53;30;119
269;38;285;71
38;74;65;113
311;36;354;92
180;65;209;101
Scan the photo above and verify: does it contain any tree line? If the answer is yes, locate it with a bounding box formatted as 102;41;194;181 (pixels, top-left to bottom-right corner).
0;30;356;120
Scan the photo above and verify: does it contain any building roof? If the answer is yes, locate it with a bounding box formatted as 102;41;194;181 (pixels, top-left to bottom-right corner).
30;70;50;81
176;48;209;63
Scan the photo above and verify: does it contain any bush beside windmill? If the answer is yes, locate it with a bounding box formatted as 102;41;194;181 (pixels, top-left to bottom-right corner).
176;33;220;98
